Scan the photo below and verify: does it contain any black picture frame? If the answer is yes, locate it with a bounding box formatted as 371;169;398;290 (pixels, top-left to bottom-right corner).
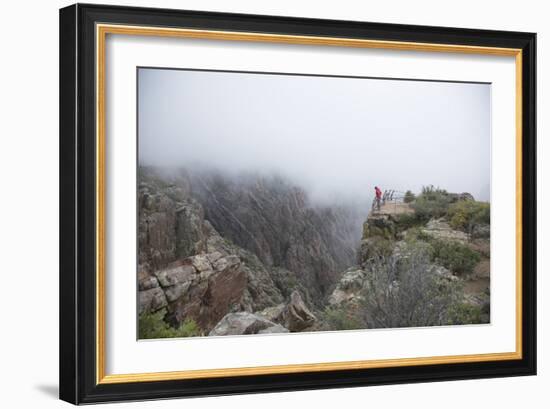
60;3;536;405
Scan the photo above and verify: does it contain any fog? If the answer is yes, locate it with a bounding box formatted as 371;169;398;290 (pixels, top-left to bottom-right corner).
138;68;491;205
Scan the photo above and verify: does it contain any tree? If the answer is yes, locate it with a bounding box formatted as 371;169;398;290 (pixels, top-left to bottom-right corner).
404;190;416;203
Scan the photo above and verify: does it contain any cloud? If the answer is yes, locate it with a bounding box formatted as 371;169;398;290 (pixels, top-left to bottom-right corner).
138;68;491;204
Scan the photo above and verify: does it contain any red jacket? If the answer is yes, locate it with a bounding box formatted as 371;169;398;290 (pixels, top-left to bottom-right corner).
375;187;382;199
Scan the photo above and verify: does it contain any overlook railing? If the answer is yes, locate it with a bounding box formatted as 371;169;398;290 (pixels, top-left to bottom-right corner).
371;189;407;213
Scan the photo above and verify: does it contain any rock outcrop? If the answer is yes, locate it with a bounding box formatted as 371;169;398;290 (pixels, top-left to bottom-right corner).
138;168;207;273
323;194;490;329
162;253;246;331
328;267;368;306
138;285;167;314
258;290;317;332
281;290;317;331
357;209;401;266
421;218;469;242
209;312;289;336
471;224;490;239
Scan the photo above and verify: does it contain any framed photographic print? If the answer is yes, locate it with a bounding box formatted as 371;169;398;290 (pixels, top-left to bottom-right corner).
59;3;536;404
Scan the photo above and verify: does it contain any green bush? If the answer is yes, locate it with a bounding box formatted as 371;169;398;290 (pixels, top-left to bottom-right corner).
411;185;452;221
447;200;490;233
323;307;364;331
359;236;394;265
403;190;416;203
431;239;481;275
447;303;483;325
404;227;433;243
394;213;424;232
272;267;300;298
139;309;201;339
362;217;396;240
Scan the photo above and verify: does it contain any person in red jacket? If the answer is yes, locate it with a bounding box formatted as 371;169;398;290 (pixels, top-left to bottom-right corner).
374;186;382;211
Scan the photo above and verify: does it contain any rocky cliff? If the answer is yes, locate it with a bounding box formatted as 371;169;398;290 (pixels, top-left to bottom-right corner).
137;167;358;335
326;194;490;329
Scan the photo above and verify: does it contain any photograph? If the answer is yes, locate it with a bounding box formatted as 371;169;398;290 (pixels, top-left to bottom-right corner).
56;3;537;404
137;67;492;339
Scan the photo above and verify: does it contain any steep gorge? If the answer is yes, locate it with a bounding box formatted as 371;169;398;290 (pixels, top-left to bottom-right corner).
137;166;362;335
189;170;361;299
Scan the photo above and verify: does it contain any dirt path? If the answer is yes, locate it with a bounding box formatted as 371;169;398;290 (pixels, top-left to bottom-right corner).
374;202;414;216
464;277;489;295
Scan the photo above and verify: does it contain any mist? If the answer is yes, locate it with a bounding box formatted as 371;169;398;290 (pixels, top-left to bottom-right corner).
138;68;491;206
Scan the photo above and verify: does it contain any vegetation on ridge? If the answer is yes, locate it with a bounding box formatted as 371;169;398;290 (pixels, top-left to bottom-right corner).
328;185;490;330
139;310;200;339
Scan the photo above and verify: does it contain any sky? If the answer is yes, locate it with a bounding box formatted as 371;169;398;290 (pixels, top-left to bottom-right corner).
138;68;491;204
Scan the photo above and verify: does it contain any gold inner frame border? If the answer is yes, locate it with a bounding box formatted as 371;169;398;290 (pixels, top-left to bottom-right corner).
95;23;523;385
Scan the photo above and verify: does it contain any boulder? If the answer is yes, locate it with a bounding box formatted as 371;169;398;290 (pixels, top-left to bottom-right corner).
191;254;212;272
213;255;240;273
281;290;317;331
209;312;289;336
258;290;317;332
206;251;224;264
328;268;368;306
362;214;396;240
422;218;469;242
164;282;192;303
138;287;167;314
429;265;458;281
257;304;286;322
472;224;490;239
138;275;160;291
198;269;215;280
154;264;196;287
258;325;289;334
168;258;247;331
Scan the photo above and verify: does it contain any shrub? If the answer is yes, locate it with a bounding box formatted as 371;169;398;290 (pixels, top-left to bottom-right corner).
360;243;462;328
403;227;433;243
394;212;424;232
362;217;396;240
323;307;365;331
447;303;483;325
359;236;394;265
411;185;452;221
431;239;481;275
448;200;490;233
272;267;300;298
403;190;416;203
139;309;201;339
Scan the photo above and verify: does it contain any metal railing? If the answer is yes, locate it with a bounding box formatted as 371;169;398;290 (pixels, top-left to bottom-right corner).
371;189;407;213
